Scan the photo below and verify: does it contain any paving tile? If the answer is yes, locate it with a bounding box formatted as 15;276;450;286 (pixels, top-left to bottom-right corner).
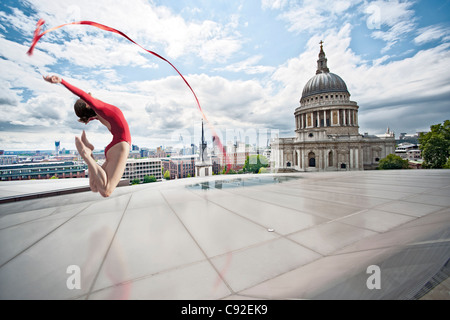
210;238;321;293
0;203;90;266
165;192;277;258
196;190;327;235
177;202;278;257
77;193;131;216
337;209;416;233
88;260;231;300
336;210;450;254
92;204;206;291
0;202;126;299
0;206;57;229
400;194;450;207
281;183;412;200
238;247;391;299
126;187;169;209
0;215;69;266
224;187;364;220
288;221;378;255
375;200;444;217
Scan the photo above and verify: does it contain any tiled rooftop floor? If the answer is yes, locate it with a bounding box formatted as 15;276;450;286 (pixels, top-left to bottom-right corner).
0;170;449;300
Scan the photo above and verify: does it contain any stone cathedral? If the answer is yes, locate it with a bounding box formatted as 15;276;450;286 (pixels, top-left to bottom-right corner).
271;43;395;171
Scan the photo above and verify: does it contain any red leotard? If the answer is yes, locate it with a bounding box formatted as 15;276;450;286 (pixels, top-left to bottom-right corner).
61;79;131;158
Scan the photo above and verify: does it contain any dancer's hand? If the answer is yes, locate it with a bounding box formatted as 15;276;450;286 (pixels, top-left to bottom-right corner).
43;75;61;84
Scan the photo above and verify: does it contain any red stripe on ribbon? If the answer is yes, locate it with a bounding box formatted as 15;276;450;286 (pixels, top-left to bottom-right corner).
28;19;231;172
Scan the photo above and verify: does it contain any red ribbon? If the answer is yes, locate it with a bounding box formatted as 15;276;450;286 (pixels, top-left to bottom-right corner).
28;19;231;172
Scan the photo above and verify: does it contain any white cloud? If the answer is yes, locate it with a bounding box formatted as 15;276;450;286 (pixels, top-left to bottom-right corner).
22;0;243;64
0;80;20;106
363;0;415;27
279;5;328;34
0;91;72;141
214;55;276;74
0;6;38;35
361;0;416;52
18;94;70;125
0;34;56;69
266;0;418;53
1;0;450;150
37;34;157;69
261;0;289;10
414;25;450;45
273;0;361;34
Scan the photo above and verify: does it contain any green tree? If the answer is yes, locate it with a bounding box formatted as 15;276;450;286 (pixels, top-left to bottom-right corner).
221;167;237;174
378;154;409;170
419;120;450;168
258;167;268;174
243;155;268;173
143;175;157;183
443;157;450;169
164;170;171;180
131;178;141;185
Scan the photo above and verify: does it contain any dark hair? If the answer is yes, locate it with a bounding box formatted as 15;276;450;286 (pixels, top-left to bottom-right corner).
74;99;96;123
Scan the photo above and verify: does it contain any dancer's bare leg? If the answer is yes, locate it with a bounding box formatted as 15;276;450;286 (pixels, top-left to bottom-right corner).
100;142;129;196
76;136;129;197
76;137;108;196
81;131;99;193
88;168;99;193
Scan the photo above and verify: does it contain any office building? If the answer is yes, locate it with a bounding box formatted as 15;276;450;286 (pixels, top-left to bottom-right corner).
122;158;162;183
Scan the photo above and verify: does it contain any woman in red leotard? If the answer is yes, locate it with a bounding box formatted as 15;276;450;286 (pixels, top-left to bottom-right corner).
44;75;131;197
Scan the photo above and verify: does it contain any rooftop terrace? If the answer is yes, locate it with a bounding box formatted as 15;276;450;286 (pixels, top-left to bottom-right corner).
0;170;449;300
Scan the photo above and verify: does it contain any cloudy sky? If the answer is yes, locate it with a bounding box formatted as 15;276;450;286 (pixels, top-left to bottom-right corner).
0;0;449;151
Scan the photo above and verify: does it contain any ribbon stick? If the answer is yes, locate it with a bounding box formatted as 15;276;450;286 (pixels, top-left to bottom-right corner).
28;19;231;172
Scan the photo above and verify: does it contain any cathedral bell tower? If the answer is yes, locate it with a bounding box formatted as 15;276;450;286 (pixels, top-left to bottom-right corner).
316;40;330;74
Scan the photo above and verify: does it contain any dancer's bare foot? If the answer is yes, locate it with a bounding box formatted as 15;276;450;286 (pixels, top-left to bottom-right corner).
81;130;96;159
81;130;94;151
75;136;91;159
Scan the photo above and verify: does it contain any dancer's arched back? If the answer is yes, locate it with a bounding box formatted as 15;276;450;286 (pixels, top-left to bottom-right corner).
44;75;131;197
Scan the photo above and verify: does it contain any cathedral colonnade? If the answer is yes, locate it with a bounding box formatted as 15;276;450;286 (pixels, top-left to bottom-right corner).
274;146;363;171
295;106;359;130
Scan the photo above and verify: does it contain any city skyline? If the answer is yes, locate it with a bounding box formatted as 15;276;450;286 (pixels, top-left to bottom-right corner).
1;0;449;151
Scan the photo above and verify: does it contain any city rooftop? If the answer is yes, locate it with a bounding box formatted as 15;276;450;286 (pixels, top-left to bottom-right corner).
0;170;449;300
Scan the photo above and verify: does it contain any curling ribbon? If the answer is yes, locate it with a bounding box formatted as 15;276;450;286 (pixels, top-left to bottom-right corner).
28;19;231;172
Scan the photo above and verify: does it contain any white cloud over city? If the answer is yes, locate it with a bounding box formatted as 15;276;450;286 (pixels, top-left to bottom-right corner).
0;0;449;151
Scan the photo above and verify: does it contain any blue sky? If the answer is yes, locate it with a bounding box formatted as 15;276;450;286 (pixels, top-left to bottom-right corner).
0;0;449;151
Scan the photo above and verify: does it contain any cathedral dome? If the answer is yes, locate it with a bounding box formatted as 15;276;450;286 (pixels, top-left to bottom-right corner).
301;72;348;99
301;42;349;100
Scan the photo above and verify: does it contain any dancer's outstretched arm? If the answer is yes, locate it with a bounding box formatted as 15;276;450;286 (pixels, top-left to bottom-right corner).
43;75;99;111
